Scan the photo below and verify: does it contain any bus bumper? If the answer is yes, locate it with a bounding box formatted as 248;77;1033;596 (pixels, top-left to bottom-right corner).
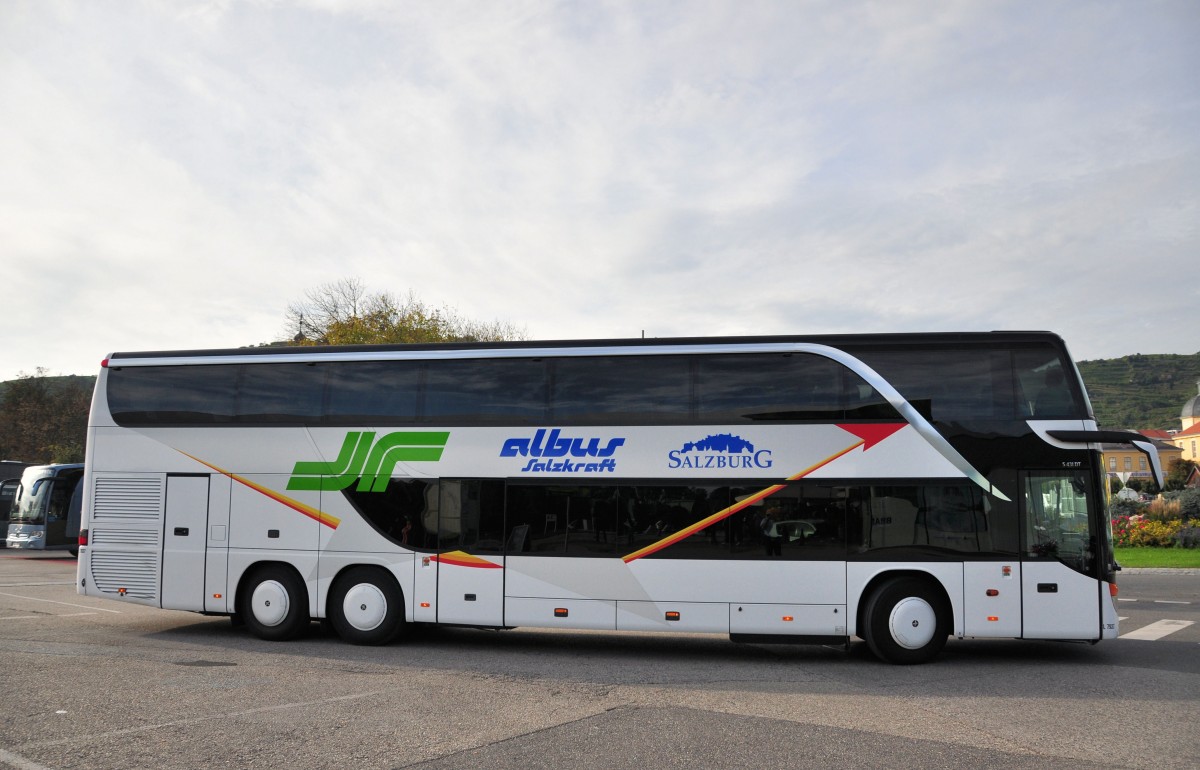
6;528;45;549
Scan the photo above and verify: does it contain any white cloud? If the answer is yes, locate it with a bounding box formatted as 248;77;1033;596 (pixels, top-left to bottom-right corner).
1;0;1197;381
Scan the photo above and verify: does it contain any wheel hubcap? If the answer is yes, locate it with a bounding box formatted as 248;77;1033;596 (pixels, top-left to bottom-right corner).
251;580;290;627
889;596;936;649
343;583;387;631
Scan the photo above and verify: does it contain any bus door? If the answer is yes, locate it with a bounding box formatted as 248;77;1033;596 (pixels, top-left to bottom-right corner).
431;480;506;626
1020;471;1102;639
161;474;211;612
43;474;83;548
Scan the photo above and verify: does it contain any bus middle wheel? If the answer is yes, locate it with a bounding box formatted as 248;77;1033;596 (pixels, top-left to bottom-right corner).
239;565;310;641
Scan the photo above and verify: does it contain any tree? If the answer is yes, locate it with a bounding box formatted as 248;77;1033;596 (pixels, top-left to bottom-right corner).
285;278;525;346
1125;477;1150;493
1163;458;1197;492
0;369;90;464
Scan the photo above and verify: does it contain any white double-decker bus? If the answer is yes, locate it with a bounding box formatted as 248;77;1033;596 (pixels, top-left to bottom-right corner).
76;333;1161;663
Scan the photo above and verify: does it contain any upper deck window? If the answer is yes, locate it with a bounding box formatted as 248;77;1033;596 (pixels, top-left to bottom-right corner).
104;340;1081;427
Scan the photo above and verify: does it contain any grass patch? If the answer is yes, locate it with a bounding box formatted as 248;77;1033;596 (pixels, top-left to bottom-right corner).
1114;547;1200;569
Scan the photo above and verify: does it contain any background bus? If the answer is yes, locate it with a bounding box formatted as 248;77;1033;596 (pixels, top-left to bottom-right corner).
1;460;32;545
7;463;85;553
75;333;1160;663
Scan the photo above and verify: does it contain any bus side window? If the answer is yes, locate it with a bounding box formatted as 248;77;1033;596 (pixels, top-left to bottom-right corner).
47;482;71;522
1032;368;1073;417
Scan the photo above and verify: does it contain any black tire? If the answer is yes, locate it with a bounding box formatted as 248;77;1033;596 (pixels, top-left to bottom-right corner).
863;577;949;665
327;566;405;646
238;565;310;641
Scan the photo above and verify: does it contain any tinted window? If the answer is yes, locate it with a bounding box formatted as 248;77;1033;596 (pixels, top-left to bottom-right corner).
108;365;238;424
551;356;691;423
696;353;897;422
613;483;850;561
1013;349;1082;418
852;348;1015;421
850;482;1016;556
107;343;1073;428
423;359;546;423
501;482;847;561
437;479;506;554
505;484;620;556
237;364;325;423
342;478;437;549
326;361;420;424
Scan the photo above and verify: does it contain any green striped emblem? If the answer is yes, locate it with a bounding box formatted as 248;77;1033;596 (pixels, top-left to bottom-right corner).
287;431;449;493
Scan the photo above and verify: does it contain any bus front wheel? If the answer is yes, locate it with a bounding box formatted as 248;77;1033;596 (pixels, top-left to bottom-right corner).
863;577;949;665
328;566;405;646
238;565;310;641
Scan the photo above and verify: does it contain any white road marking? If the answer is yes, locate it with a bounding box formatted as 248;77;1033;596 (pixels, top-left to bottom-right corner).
0;746;56;770
0;612;98;621
21;690;390;750
1120;619;1195;640
0;581;76;587
0;591;123;613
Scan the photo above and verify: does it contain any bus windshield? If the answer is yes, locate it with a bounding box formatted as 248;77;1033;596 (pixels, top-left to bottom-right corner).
10;475;52;523
10;471;80;525
9;477;48;525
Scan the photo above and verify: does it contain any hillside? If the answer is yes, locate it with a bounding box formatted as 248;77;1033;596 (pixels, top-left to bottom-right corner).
1077;353;1200;432
2;353;1198;433
0;374;96;401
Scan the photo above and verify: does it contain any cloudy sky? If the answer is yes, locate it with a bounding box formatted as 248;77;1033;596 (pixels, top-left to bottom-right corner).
2;0;1197;382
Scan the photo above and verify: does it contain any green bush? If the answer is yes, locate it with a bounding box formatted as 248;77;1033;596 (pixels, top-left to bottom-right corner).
1109;498;1142;519
1164;489;1200;523
1175;524;1200;549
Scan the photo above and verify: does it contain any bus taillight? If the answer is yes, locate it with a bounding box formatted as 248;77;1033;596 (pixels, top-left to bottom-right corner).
78;529;88;547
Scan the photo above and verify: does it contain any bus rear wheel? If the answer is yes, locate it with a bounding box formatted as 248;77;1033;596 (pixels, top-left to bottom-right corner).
863;577;949;665
239;565;309;641
328;566;405;646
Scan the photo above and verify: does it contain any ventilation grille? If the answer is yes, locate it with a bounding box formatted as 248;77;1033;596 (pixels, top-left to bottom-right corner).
90;551;159;600
93;477;163;520
91;528;159;547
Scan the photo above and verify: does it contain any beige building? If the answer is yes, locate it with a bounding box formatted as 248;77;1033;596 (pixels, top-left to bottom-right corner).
1103;440;1181;486
1171;380;1200;463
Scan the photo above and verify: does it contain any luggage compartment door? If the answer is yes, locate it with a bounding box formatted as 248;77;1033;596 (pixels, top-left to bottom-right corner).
161;475;210;611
